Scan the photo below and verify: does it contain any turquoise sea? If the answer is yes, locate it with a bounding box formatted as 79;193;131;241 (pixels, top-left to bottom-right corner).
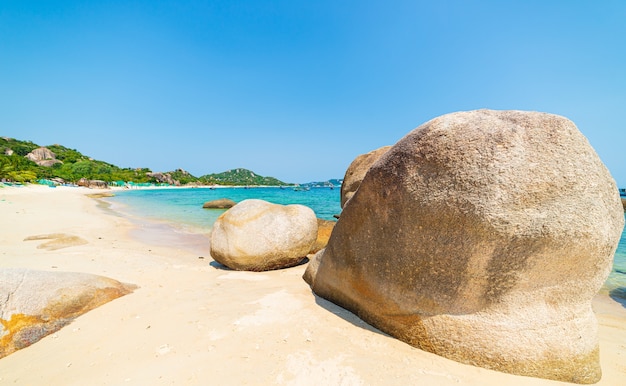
106;187;626;300
107;187;341;233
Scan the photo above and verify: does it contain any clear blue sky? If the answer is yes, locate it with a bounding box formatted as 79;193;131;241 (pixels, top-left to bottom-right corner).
1;1;625;185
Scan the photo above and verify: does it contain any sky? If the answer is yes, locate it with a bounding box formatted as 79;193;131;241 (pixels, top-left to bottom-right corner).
1;1;625;185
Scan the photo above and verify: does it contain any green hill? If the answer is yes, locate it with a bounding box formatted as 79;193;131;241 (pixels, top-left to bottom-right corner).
199;168;287;186
0;136;288;186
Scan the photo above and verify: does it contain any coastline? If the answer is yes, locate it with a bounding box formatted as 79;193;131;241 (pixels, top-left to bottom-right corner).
0;185;625;385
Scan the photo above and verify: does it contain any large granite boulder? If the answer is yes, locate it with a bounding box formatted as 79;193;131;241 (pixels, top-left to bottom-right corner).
146;172;180;186
210;199;318;271
305;110;624;383
25;147;62;167
340;145;391;208
0;268;135;359
203;198;236;209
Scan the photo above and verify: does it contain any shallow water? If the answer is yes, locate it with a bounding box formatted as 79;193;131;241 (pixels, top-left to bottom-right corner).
108;186;341;230
604;215;626;300
105;187;626;297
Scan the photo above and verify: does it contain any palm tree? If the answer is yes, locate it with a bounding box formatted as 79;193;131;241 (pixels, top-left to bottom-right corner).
0;156;37;183
0;157;14;181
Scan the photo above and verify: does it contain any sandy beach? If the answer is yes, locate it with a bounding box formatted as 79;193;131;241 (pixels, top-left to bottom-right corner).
0;185;625;385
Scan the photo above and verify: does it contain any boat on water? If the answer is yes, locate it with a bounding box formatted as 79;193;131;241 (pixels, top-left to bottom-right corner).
620;188;626;197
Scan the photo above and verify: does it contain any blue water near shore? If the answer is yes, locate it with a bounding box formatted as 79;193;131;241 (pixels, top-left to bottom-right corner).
106;187;626;297
108;186;341;233
606;219;626;299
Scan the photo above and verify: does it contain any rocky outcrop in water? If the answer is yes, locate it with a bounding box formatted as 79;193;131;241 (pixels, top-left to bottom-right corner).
210;199;317;271
305;110;624;383
0;268;135;359
203;198;236;209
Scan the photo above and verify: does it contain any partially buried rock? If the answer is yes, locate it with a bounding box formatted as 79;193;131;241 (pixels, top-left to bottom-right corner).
24;233;88;251
210;199;317;271
0;268;135;359
305;109;624;384
340;145;391;208
202;198;236;209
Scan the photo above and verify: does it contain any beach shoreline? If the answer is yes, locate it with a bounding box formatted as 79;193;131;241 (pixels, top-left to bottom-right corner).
0;184;625;385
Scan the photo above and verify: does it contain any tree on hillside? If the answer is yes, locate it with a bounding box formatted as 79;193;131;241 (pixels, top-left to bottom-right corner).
0;156;38;182
0;139;38;156
0;157;11;179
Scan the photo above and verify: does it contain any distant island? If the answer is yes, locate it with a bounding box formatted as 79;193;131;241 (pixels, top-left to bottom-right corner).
0;136;340;187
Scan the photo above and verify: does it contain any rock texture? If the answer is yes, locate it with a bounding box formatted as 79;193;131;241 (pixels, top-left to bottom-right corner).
146;172;180;186
305;110;624;384
25;147;62;167
308;219;336;254
340;145;391;208
210;199;318;271
77;178;108;189
203;198;237;209
0;268;135;359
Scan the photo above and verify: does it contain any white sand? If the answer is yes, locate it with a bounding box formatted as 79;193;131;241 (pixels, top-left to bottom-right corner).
0;185;624;385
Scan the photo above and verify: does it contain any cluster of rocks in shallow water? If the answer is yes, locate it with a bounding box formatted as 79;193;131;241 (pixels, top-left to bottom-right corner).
2;109;622;385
